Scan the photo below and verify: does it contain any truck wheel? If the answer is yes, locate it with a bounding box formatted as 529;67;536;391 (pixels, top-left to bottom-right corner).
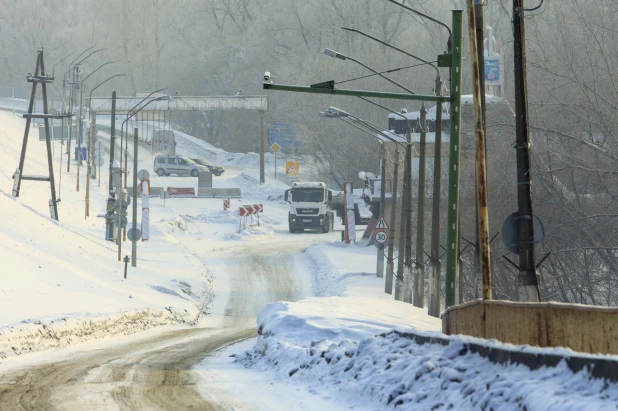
289;226;296;233
157;168;165;176
191;169;199;177
322;224;330;233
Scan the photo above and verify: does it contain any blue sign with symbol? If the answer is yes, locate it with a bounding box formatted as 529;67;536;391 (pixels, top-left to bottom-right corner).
484;57;502;86
269;122;298;150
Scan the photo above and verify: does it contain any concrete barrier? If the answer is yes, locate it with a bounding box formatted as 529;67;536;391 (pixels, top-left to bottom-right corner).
442;299;618;356
197;188;241;198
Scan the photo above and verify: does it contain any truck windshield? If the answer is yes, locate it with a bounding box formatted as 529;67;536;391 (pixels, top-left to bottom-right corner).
292;188;324;203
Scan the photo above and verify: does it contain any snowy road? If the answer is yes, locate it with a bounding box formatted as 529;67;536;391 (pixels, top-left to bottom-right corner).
0;228;330;409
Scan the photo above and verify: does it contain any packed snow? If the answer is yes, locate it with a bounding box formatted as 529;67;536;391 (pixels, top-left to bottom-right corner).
0;104;616;410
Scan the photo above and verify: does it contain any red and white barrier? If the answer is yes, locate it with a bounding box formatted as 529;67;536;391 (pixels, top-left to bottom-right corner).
238;204;264;231
167;187;196;197
223;197;230;210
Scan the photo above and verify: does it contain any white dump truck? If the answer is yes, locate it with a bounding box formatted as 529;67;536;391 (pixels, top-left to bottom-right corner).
284;182;336;233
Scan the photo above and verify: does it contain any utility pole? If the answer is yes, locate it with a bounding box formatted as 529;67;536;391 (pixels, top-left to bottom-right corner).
260;111;265;183
467;0;493;300
385;146;400;295
428;77;444;317
396;130;412;301
413;104;427;308
107;91;117;242
513;0;540;302
131;127;138;267
376;142;386;278
473;0;488;300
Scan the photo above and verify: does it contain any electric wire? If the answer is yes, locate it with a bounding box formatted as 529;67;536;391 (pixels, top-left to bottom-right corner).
336;61;439;85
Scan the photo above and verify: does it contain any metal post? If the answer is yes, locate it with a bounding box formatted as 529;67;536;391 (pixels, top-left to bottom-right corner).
467;0;492;300
428;77;444;317
260;111;265;184
445;11;464;308
385;146;400;294
414;104;428;308
132;127;138;267
85;110;94;218
376;142;386;278
513;0;540;302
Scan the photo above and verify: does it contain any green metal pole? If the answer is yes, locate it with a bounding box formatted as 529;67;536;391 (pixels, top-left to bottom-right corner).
445;11;463;308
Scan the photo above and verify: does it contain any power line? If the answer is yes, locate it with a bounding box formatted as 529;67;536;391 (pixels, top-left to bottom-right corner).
336;61;439;85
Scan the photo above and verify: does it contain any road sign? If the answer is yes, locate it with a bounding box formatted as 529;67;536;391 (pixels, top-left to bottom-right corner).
223;198;230;210
113;214;128;228
285;161;299;177
374;216;389;231
137;169;150;181
127;227;142;241
255;204;264;213
96;155;105;167
501;212;544;254
374;230;388;245
269;122;297;149
159;191;170;199
271;142;280;152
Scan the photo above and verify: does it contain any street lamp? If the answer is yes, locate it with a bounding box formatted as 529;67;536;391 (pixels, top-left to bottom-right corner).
122;94;170;268
323;48;416;95
89;74;127;121
76;61;114;194
119;88;167;190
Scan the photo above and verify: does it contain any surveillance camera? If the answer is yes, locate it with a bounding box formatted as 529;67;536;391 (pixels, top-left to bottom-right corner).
264;71;271;83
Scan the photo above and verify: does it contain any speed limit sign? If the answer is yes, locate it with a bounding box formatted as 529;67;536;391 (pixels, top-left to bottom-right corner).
374;230;388;244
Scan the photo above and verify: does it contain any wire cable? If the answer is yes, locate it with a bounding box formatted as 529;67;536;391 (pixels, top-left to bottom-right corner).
337;61;439;85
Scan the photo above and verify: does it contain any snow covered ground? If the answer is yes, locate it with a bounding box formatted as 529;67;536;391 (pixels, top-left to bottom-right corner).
0;105;617;410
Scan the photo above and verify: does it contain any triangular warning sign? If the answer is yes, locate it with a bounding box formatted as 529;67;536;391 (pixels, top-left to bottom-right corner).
374;216;389;230
287;163;297;174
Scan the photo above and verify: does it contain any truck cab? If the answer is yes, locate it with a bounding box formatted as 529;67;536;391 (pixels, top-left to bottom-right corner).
285;182;334;233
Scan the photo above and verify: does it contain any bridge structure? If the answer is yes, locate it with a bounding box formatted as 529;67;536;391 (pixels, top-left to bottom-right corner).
90;95;269;182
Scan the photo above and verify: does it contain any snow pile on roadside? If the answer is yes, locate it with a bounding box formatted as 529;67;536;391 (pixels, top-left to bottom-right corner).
237;302;618;410
0;110;217;359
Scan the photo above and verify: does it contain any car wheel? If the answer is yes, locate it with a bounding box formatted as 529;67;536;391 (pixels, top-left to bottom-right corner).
215;172;221;176
165;173;171;176
157;168;165;176
191;169;199;177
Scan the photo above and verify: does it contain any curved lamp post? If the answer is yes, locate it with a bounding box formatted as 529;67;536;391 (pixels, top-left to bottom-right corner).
118;93;170;267
76;61;114;193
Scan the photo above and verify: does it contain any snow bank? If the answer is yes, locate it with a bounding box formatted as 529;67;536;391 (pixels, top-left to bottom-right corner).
238;302;618;410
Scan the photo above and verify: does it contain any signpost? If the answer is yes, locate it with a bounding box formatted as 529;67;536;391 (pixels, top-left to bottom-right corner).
271;142;280;179
374;215;389;231
268;122;297;149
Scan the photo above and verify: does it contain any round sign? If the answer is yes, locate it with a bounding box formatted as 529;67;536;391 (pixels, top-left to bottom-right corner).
113;215;128;228
501;212;544;254
137;169;150;181
127;227;142;241
374;230;388;245
96;156;105;167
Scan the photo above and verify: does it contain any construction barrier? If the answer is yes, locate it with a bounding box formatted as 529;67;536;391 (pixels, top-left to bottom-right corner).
167;187;196;197
238;204;263;232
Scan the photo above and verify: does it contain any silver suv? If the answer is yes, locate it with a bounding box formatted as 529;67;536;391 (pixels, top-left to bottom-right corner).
153;155;208;177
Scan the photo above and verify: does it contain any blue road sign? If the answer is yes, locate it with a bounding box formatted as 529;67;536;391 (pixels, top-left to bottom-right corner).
269;122;297;149
484;57;502;86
